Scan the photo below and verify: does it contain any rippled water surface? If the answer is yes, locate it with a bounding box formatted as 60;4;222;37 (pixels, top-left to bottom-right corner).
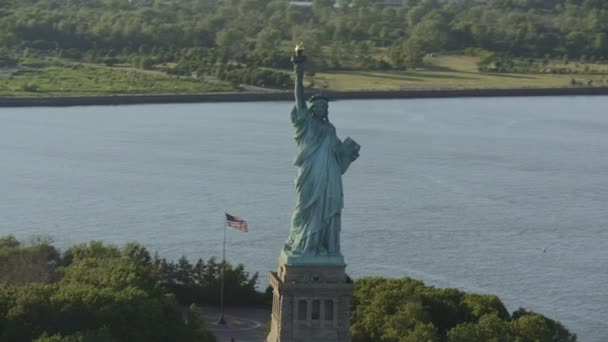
1;97;607;341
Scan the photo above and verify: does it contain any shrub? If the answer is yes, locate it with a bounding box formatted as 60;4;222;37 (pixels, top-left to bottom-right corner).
21;82;39;92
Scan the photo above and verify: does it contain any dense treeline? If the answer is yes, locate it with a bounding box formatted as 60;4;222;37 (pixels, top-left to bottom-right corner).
352;277;577;342
0;235;265;342
0;235;577;341
1;0;607;74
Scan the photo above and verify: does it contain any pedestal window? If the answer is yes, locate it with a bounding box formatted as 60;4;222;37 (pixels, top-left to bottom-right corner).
324;300;334;320
297;300;307;320
311;300;321;320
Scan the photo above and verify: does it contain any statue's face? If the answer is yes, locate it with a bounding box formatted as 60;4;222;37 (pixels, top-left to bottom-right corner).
310;100;329;120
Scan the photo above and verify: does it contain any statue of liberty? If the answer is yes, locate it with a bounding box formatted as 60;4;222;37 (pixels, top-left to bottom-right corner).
282;44;361;263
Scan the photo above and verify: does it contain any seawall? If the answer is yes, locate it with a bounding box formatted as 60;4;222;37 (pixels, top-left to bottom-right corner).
1;87;608;107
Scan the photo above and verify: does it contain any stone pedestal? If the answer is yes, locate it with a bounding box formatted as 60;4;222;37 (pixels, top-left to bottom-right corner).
266;261;354;342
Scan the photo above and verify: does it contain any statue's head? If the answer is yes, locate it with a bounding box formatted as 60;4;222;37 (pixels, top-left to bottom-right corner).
309;94;329;121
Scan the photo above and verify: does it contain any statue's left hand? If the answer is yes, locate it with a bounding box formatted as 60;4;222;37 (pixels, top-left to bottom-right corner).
350;144;360;161
335;137;360;174
346;138;360;162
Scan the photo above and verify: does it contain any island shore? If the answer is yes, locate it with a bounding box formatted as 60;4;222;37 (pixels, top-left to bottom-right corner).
1;87;608;107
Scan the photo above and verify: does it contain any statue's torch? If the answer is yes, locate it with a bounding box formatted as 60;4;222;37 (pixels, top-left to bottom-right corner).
291;42;306;64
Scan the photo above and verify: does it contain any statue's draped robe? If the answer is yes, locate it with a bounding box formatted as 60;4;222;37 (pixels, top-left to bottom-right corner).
284;106;353;256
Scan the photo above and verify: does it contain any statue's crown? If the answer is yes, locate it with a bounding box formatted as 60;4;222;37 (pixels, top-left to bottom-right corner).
308;93;329;103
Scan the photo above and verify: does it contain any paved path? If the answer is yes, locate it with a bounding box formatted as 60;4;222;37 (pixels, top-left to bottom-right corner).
202;306;271;342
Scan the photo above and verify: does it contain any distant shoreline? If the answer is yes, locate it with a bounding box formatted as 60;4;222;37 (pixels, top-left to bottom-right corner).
1;87;608;107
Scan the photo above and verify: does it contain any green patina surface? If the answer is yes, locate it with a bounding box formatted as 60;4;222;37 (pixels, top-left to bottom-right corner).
279;249;345;266
281;57;360;266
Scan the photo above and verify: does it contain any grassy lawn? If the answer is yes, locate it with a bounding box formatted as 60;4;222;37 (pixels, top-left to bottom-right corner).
2;56;608;96
313;55;608;91
0;59;233;96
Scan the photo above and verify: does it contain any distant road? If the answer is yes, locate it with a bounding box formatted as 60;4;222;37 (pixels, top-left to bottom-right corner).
1;87;608;107
201;306;270;342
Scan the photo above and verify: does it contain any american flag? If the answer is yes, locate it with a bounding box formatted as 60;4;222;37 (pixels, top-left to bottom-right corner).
225;213;248;232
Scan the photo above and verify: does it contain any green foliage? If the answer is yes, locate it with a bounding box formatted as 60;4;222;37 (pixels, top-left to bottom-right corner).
20;82;39;92
2;0;608;77
62;241;121;264
0;236;230;342
351;277;442;341
478;54;608;74
0;236;60;285
0;59;232;96
446;310;577;342
2;0;608;93
155;255;267;306
33;328;117;342
0;235;20;249
0;236;579;342
0;48;17;67
461;293;510;321
186;305;216;342
511;308;577;342
447;313;513;342
351;277;576;342
218;67;292;89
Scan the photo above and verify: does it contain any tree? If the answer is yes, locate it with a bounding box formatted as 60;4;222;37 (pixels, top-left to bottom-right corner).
0;236;60;285
461;293;510;321
215;28;246;61
33;328;117;342
387;42;406;69
351;277;576;342
255;27;282;52
0;235;20;249
593;33;608;56
186;304;215;342
0;238;217;342
447;314;512;342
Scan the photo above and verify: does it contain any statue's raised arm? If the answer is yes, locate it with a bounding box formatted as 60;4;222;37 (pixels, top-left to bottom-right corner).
291;43;307;112
282;42;361;262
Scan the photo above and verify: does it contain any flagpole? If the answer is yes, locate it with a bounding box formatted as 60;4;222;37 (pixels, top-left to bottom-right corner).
218;212;227;325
